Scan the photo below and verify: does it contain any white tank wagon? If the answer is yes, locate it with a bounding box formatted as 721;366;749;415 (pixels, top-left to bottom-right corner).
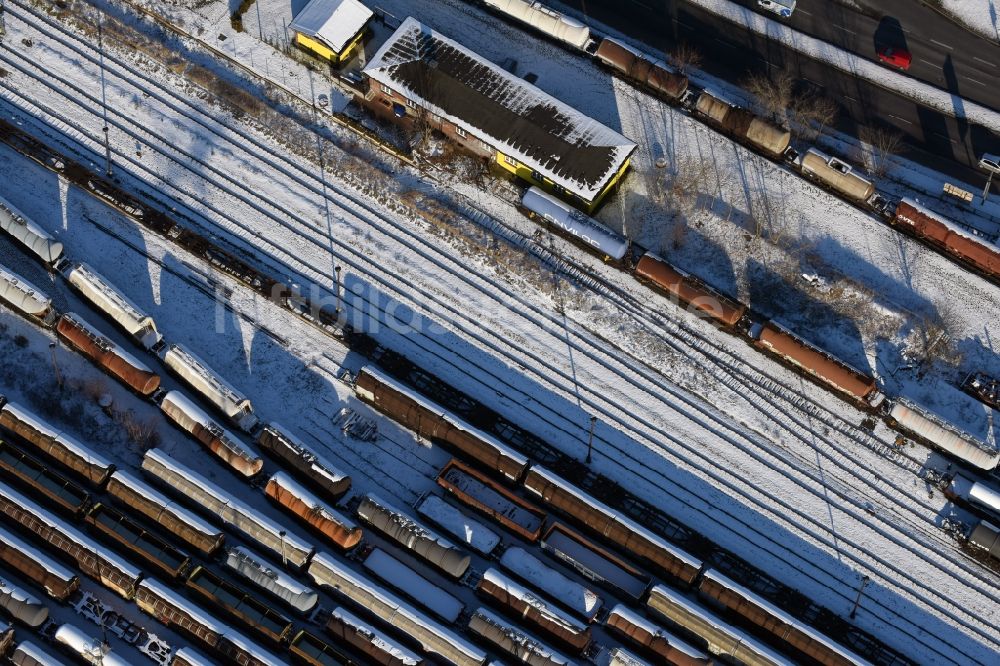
358;493;471;578
364;548;464;623
106;470;226;555
0;401;115;486
164;344;258;432
468;607;574;666
521;186;629;261
416;493;501;556
225;546;320;613
799;149;875;203
66;262;161;349
160;391;263;478
141;448;314;567
55;624;132;666
308;552;489;666
888;398;1000;470
0;483;142;599
0;576;48;628
482;0;592;50
0;263;52;319
646;584;793;666
499;547;602;622
946;473;1000;518
0;195;63;264
10;641;66;666
257;422;352;499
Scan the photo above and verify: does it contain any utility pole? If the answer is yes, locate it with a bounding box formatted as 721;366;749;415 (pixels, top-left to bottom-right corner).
255;0;263;41
335;265;343;317
982;169;995;204
849;575;870;619
585;415;596;464
279;530;287;566
49;341;62;388
97;14;113;177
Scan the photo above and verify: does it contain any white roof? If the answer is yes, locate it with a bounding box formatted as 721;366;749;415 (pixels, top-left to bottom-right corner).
139;578;224;632
417;494;501;555
14;641;65;663
228;546;317;597
499;547;601;619
290;0;374;53
363;18;636;202
171;647;219;666
364;547;464;622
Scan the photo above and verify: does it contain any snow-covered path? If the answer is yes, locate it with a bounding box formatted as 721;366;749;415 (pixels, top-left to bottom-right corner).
0;1;998;663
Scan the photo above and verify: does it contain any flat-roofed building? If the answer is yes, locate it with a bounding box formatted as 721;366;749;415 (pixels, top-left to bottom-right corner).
290;0;374;65
361;17;636;211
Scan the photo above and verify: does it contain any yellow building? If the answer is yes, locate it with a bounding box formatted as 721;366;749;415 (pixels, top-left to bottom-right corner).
363;17;636;212
290;0;374;66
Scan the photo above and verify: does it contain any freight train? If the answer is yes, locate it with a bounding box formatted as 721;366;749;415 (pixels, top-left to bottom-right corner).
520;187;1000;470
353;367;880;666
475;1;1000;284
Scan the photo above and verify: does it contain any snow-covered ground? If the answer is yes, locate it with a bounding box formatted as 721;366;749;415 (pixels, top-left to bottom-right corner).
0;0;999;664
942;0;1000;42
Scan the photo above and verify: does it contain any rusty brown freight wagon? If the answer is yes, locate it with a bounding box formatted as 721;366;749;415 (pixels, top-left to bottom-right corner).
265;472;362;550
56;313;160;396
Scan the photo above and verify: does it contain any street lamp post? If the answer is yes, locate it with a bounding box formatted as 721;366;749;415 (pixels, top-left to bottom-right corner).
585;415;596;464
850;575;870;619
978;153;1000;203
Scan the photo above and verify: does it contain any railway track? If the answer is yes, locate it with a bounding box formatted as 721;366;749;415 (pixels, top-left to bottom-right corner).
1;4;997;661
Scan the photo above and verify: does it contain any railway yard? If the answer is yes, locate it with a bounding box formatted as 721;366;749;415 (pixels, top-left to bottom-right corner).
0;1;999;665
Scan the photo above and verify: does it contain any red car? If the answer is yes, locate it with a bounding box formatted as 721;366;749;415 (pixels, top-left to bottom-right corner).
876;45;912;70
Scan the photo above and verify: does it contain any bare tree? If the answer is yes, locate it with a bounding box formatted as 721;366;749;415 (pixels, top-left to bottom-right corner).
670;43;703;74
790;92;838;141
859;124;904;178
744;71;794;125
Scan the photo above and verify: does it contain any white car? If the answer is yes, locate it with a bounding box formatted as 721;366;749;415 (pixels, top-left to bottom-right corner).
758;0;796;17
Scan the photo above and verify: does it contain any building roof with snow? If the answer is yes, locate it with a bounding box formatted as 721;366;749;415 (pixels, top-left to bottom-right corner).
363;17;636;204
290;0;374;53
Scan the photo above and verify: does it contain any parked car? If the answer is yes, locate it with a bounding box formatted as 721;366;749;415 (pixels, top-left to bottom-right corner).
876;45;912;70
758;0;796;17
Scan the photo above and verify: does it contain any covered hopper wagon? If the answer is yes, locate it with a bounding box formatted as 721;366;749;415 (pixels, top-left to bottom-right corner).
799;149;876;204
265;471;362;550
594;38;688;102
56;313;161;396
0;263;52;321
164;343;258;432
0;195;63;264
887;398;1000;470
66;262;162;349
160;390;263;477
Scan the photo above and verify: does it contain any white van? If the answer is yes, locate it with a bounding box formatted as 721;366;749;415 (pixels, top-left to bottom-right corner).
758;0;796;17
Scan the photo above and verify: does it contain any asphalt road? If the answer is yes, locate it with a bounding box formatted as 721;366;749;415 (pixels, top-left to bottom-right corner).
559;0;1000;189
783;0;1000;113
